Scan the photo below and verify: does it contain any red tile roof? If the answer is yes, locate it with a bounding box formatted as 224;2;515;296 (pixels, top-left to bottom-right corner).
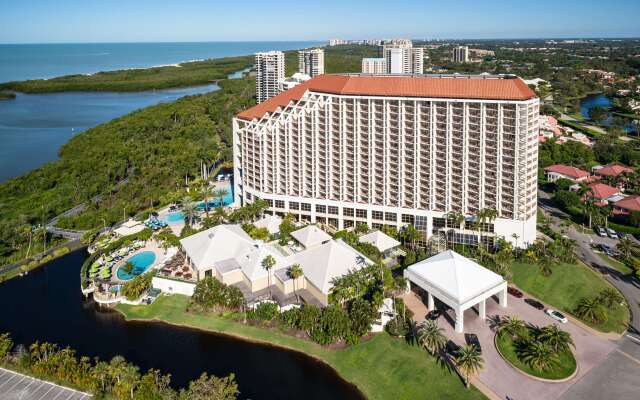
614;196;640;212
237;74;537;121
544;164;590;180
594;164;634;177
587;183;619;200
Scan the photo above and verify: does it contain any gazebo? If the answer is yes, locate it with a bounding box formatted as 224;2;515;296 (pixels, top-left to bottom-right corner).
404;250;507;333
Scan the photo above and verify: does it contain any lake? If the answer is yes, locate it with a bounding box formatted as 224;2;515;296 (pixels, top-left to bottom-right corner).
580;93;639;135
0;250;364;400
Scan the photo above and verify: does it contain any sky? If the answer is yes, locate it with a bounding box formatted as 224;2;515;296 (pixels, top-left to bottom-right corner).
1;0;639;44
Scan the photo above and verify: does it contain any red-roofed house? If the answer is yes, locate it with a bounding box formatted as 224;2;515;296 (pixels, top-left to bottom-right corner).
613;196;640;215
593;163;634;178
544;165;590;182
584;183;622;206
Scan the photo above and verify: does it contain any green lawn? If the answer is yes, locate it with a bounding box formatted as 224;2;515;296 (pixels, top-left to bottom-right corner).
117;295;486;400
511;262;629;333
495;333;576;380
597;253;634;275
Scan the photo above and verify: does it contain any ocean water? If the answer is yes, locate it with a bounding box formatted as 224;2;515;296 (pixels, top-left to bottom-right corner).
0;41;321;83
0;42;321;182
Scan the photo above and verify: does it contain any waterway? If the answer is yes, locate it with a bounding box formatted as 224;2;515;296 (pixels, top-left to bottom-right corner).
0;250;363;400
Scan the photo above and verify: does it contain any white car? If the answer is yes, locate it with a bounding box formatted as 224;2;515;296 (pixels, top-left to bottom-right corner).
596;227;607;237
545;309;568;324
607;228;618;240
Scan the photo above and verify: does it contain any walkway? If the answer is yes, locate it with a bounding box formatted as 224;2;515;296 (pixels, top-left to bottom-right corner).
0;367;91;400
402;290;616;400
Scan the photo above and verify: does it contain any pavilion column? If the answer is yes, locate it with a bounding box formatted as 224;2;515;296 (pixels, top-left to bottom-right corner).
455;307;464;333
427;292;435;311
479;299;486;320
499;286;508;308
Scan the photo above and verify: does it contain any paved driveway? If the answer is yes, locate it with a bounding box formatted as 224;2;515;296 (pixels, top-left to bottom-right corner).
0;367;91;400
402;291;617;400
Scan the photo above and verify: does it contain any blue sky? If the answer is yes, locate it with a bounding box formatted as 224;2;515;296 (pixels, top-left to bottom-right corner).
1;0;639;43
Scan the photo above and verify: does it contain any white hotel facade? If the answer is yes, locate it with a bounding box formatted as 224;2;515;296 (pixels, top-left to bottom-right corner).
233;74;539;248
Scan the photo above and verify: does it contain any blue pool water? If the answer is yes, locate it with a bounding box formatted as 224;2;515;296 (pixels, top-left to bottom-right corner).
116;251;156;281
198;185;234;210
164;211;185;224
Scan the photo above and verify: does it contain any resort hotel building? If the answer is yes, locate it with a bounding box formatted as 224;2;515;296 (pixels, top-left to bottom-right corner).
233;73;539;248
452;46;469;63
361;41;424;75
255;51;285;103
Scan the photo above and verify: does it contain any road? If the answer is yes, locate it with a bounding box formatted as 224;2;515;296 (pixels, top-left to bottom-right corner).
538;190;640;336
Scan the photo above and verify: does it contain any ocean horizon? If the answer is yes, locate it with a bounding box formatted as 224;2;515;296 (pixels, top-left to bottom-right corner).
0;41;323;83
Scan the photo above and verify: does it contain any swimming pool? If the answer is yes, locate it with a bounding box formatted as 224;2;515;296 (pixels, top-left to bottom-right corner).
164;211;185;224
116;251;156;281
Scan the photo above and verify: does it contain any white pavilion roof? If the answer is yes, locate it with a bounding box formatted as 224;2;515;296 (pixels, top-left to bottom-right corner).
358;230;401;253
253;214;282;235
291;225;331;249
406;250;505;305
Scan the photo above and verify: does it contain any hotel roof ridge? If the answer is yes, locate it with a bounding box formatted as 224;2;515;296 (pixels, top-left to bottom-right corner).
237;73;537;121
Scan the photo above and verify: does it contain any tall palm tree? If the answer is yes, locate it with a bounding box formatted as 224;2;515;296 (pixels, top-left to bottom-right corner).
262;255;276;299
574;297;607;323
482;208;498;251
455;344;484;388
214;188;229;209
200;185;214;217
182;198;198;227
288;264;303;303
618;237;634;259
417;320;447;355
449;211;466;251
537;325;575;353
518;341;559;372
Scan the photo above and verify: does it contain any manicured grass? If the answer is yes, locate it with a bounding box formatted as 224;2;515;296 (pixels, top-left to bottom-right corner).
495;333;576;380
511;262;629;333
597;253;634;275
117;295;486;400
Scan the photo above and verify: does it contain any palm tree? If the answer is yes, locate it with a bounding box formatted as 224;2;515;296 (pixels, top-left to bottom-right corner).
262;255;276;299
455;344;484;388
597;288;624;309
496;315;526;339
182;198;198;226
402;225;422;251
518;341;559;372
539;261;553;277
537;325;575;353
200;185;214;217
618;237;634;259
482;208;498;251
574;297;607;323
417;320;447;355
214;188;229;209
288;264;303;303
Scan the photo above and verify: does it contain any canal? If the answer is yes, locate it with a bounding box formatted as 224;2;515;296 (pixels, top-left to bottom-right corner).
0;250;364;400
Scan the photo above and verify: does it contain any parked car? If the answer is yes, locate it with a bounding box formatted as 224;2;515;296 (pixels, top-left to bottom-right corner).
607;228;618;239
525;298;545;310
507;286;523;298
596;226;607;237
464;333;482;353
545;309;568;323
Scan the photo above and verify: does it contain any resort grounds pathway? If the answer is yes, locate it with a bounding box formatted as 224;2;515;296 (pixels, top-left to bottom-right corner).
0;367;91;400
401;290;617;400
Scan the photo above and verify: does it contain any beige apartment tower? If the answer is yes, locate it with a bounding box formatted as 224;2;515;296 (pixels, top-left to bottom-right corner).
233;74;539;248
298;49;325;77
255;51;285;103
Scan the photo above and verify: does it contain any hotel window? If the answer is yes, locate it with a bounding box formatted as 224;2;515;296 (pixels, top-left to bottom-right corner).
327;206;338;215
289;201;299;210
372;211;383;220
356;209;367;219
275;200;285;209
372;223;383;229
401;214;415;224
384;212;397;222
246;192;252;201
343;220;354;228
343;208;354;217
266;199;273;207
301;203;311;212
316;205;326;214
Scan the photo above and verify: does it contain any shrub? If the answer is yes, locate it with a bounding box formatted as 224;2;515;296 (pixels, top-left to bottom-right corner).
385;316;410;337
311;305;350;345
191;277;244;312
121;272;153;300
248;302;279;321
279;308;301;329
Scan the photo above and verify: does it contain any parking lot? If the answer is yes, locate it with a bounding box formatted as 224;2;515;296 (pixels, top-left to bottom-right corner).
0;367;91;400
